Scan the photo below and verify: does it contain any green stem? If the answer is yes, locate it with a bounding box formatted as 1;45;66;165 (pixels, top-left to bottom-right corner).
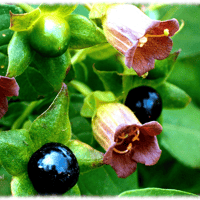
69;80;93;97
84;3;93;11
71;49;87;65
11;100;41;130
17;3;35;13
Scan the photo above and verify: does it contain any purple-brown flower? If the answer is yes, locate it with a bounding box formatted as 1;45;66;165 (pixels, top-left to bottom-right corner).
102;4;179;76
0;76;19;119
92;103;162;178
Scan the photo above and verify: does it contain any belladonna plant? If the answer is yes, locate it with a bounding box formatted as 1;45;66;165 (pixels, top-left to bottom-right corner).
0;76;19;119
92;103;162;178
102;4;179;76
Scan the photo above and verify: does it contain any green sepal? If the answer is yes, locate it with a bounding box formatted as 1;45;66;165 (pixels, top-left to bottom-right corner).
11;172;37;196
39;3;77;17
119;188;198;197
156;82;191;109
66;14;107;49
29;84;71;150
63;184;81;196
81;91;116;118
7;31;34;77
33;50;71;92
9;8;41;32
89;3;110;20
0;129;35;176
66;140;104;174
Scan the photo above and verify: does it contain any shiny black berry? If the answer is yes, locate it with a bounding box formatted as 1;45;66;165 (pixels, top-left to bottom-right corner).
125;86;162;123
28;142;79;195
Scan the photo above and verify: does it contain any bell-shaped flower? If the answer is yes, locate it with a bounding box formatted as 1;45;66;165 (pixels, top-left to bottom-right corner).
0;76;19;119
92;103;162;178
102;4;179;76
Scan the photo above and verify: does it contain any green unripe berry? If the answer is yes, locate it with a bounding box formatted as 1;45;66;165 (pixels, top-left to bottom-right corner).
29;14;71;57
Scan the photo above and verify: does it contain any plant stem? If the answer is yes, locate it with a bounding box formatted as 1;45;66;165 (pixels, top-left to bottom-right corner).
17;3;35;13
84;3;93;11
71;49;87;65
69;80;93;97
11;100;41;130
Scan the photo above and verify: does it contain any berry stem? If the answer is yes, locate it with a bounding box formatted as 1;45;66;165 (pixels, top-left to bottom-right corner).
84;3;93;11
11;100;42;130
69;80;93;97
17;3;35;13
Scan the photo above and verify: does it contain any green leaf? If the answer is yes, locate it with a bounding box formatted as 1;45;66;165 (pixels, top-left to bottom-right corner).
39;3;77;17
0;29;14;46
66;14;107;49
66;140;104;174
0;4;23;15
0;4;23;31
9;9;41;32
16;66;54;101
78;165;138;195
119;188;198;196
0;52;8;76
161;102;200;168
33;50;71;91
11;172;37;196
63;184;81;196
159;5;200;58
156;82;191;109
93;68;123;98
148;51;180;80
0;44;8;55
7;31;33;77
73;62;88;82
0;129;35;176
29;84;71;150
81;91;116;118
168;53;200;107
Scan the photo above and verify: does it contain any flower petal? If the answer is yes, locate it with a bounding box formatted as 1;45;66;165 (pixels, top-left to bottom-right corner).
127;47;155;76
147;19;179;37
0;93;8;119
144;36;173;60
103;145;137;178
132;134;161;165
0;76;19;97
140;121;163;136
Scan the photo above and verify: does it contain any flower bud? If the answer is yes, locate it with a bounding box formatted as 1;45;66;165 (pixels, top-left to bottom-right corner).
102;4;179;76
92;103;162;178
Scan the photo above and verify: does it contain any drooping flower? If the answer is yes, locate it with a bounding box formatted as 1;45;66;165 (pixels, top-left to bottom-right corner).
92;103;162;178
102;4;179;76
0;76;19;119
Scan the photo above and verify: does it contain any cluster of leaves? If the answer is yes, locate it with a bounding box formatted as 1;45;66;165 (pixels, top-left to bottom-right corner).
0;3;199;197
